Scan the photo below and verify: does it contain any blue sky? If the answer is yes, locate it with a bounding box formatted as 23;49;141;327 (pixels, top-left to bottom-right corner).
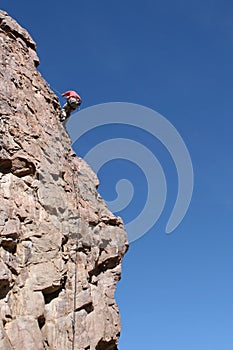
2;1;233;349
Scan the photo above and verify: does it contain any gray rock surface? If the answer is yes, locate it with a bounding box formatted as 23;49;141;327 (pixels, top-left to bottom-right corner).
0;10;128;350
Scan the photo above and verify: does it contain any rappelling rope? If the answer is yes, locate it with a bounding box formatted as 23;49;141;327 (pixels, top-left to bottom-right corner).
46;81;63;97
48;90;80;348
69;160;82;350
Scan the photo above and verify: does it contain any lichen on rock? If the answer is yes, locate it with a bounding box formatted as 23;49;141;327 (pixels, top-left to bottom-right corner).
0;10;128;350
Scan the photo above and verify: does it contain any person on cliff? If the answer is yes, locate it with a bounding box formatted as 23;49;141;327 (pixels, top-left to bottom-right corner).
60;90;82;123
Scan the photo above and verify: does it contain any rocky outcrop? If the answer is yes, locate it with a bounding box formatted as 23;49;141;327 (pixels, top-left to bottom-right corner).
0;10;128;350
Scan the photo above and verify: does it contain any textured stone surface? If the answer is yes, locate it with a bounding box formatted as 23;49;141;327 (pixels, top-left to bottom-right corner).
0;10;128;350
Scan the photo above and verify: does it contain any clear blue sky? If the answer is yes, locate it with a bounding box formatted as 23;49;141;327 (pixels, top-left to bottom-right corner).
2;1;233;349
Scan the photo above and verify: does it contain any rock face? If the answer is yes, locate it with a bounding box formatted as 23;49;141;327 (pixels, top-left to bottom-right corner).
0;10;128;350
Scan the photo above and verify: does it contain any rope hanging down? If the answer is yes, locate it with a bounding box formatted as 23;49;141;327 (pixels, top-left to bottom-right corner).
46;81;63;96
70;162;82;350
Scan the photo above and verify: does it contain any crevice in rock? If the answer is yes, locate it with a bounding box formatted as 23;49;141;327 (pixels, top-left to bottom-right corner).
43;287;62;304
16;213;26;223
0;158;12;174
89;256;120;278
25;102;35;114
76;301;94;314
43;339;49;349
61;235;68;252
0;280;11;299
38;314;46;329
96;339;117;350
42;275;67;304
76;244;91;255
5;261;18;276
0;238;17;253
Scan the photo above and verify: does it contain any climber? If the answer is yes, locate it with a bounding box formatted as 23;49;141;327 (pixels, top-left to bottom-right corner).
60;90;82;123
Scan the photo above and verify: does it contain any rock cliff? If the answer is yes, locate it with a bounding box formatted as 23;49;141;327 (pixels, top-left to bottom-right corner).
0;10;128;350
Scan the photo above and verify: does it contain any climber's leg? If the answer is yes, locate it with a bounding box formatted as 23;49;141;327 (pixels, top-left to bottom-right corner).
60;103;71;122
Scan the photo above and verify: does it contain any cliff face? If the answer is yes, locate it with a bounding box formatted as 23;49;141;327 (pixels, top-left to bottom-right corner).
0;10;128;350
